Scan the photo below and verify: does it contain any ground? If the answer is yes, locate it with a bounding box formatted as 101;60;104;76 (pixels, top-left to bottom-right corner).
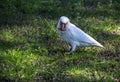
0;7;120;82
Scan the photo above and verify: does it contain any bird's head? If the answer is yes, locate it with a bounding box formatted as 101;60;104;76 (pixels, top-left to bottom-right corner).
58;16;70;31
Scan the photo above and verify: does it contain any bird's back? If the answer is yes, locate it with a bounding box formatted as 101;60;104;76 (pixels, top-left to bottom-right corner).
68;23;103;47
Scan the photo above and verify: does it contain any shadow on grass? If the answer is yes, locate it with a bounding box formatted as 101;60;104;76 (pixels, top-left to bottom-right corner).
0;39;24;51
34;29;120;81
0;4;119;26
0;6;119;81
74;8;119;19
0;29;119;82
97;32;120;62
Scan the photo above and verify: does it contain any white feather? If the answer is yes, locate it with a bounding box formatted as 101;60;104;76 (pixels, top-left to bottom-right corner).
68;23;103;47
57;16;103;53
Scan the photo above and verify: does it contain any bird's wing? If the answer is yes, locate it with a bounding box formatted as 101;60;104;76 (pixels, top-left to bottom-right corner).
69;24;103;47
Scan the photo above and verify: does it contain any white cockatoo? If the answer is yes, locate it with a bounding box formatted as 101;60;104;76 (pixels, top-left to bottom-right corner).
57;16;103;54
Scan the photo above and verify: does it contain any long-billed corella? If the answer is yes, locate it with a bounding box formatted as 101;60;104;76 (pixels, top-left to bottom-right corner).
57;16;103;54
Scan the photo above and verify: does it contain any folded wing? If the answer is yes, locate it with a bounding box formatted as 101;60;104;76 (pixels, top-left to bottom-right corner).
69;24;103;47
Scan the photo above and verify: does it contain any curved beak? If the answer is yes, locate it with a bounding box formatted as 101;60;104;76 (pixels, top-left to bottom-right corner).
60;22;68;31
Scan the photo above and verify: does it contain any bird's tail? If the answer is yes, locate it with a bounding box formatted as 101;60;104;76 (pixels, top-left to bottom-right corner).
95;42;104;48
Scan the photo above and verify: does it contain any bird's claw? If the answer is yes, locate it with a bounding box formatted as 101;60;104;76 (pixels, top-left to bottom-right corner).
65;51;73;54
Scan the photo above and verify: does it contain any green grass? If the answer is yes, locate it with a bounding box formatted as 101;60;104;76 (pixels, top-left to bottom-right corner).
0;7;120;82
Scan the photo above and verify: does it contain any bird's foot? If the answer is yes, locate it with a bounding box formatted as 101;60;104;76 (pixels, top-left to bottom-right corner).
65;51;73;54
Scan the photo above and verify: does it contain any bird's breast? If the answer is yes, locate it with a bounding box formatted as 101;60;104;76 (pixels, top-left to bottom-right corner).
59;29;73;43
